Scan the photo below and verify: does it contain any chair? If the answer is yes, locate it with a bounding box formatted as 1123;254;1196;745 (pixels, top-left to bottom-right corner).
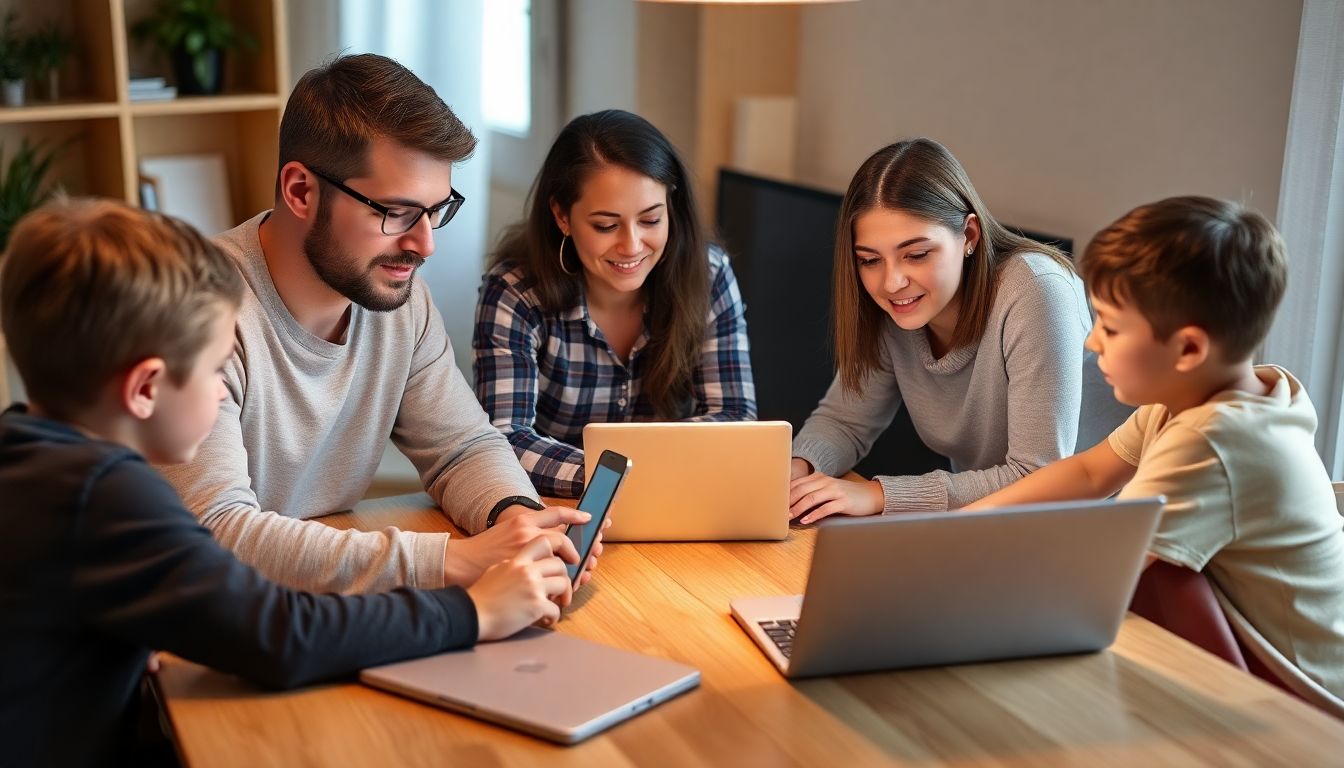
1129;561;1247;667
1129;561;1301;699
1333;482;1344;518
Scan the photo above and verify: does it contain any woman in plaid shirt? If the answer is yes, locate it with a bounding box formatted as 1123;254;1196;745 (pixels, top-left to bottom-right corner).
473;110;757;497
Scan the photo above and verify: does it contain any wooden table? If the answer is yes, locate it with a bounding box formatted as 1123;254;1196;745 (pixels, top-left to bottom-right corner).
155;494;1344;766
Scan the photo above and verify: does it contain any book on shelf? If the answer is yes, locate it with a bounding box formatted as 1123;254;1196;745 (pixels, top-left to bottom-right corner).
128;77;167;91
128;77;176;101
129;87;177;102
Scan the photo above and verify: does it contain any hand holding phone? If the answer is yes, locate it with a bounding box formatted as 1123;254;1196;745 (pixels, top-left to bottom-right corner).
566;449;631;585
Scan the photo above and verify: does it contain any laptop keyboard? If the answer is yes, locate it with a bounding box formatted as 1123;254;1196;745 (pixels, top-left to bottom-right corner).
758;619;797;658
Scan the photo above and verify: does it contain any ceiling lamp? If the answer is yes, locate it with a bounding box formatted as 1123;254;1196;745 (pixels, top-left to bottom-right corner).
640;1;856;4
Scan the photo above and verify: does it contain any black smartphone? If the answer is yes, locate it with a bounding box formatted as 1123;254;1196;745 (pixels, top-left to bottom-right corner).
566;449;631;585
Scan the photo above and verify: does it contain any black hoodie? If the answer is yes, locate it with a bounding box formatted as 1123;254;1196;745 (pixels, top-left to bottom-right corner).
0;406;478;767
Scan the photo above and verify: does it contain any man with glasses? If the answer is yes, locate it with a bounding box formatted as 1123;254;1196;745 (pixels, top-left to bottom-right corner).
161;54;598;596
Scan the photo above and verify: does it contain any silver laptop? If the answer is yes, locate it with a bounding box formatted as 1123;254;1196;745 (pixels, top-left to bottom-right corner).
360;628;699;744
582;421;790;541
731;497;1164;678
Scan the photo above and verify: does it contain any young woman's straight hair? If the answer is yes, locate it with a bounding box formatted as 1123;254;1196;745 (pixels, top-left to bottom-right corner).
491;109;709;419
832;138;1071;393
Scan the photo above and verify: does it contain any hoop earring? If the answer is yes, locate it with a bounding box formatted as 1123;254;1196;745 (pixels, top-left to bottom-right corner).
558;234;578;276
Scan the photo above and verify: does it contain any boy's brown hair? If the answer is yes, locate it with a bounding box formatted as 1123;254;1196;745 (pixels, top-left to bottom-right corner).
0;198;244;417
278;53;477;184
1081;196;1287;362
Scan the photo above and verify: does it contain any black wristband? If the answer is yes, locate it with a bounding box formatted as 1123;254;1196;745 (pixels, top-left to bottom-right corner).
486;495;545;528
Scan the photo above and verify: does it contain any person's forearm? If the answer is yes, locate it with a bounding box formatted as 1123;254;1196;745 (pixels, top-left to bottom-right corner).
200;501;447;592
424;427;537;532
686;402;755;422
962;453;1102;511
504;428;585;498
85;465;477;690
217;586;479;690
793;371;903;478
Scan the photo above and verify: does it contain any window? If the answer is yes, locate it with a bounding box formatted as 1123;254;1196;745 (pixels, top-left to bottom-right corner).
482;0;531;137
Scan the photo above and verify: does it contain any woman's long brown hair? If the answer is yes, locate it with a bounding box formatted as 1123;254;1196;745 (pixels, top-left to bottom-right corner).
490;110;709;418
832;138;1071;393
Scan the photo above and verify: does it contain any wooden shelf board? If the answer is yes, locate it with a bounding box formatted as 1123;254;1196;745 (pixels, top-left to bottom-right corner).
129;93;282;117
0;101;121;123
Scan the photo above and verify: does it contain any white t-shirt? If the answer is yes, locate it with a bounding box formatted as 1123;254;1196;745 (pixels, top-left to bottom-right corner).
1110;365;1344;715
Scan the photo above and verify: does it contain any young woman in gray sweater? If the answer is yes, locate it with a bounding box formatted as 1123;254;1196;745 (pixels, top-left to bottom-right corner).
788;138;1126;521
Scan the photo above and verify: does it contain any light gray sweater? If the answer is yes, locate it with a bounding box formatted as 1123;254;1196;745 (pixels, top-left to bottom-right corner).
792;251;1130;512
160;213;539;594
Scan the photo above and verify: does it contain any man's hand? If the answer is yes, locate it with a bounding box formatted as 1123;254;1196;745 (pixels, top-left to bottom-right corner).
467;536;573;641
444;506;586;588
495;503;609;588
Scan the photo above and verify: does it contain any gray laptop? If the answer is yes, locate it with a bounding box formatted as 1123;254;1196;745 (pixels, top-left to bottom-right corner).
731;497;1164;678
360;628;700;744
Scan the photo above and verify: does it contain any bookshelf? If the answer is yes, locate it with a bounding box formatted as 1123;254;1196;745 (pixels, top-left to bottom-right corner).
0;0;289;221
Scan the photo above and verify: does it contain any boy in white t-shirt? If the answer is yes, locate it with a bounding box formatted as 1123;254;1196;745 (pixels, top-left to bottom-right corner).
968;196;1344;715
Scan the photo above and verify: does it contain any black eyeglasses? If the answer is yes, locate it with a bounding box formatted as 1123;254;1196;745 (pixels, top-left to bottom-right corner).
309;168;466;235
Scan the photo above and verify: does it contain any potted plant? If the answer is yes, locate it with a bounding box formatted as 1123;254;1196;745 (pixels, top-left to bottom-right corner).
0;137;64;250
131;0;256;96
0;12;29;107
26;22;74;102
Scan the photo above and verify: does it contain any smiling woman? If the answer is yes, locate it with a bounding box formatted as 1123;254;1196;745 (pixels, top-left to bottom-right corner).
788;138;1130;521
473;110;757;497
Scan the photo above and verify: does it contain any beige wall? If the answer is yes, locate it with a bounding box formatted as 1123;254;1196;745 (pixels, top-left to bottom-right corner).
690;6;799;217
795;0;1303;247
636;4;701;165
570;3;800;221
567;0;637;118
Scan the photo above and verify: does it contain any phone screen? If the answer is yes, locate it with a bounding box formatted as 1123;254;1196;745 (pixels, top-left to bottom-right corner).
566;454;627;583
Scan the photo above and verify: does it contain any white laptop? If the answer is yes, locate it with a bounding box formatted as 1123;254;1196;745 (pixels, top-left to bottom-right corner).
360;628;699;744
582;421;791;541
731;497;1164;678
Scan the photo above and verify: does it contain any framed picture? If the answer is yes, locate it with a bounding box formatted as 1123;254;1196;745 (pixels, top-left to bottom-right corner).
138;153;234;236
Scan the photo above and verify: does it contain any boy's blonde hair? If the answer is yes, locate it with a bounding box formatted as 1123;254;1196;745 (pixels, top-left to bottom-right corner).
0;198;244;416
1081;196;1287;363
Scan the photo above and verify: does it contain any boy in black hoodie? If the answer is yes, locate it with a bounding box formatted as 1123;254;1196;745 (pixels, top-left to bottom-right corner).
0;199;580;767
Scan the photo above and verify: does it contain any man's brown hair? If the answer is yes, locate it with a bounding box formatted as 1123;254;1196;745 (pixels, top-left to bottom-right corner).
1080;196;1287;362
0;198;244;417
279;53;477;183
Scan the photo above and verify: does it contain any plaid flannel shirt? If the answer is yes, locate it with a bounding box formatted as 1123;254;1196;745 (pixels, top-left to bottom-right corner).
473;247;757;497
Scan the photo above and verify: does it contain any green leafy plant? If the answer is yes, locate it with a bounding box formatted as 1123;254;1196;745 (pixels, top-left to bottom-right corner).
131;0;256;92
26;22;73;75
0;11;29;82
0;138;64;251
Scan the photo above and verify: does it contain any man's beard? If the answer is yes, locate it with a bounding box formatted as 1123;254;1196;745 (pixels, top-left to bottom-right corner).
303;206;425;312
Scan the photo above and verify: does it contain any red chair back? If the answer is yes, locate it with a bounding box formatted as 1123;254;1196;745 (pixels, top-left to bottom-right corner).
1129;561;1303;699
1129;560;1248;668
